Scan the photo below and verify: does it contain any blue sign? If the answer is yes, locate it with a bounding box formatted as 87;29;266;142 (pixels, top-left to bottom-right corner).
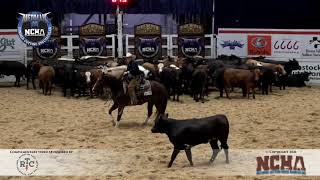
80;38;105;56
36;39;58;59
138;37;160;58
181;38;202;58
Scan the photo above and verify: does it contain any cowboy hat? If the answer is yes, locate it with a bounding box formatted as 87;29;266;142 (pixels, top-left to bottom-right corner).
126;52;136;60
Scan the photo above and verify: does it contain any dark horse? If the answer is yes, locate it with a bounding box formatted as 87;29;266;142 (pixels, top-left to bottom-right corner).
92;73;168;128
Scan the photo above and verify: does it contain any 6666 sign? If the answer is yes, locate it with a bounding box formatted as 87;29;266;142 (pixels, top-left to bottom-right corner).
274;40;299;50
272;37;301;57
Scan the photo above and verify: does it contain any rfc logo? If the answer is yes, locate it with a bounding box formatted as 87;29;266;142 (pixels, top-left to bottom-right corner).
16;154;39;176
17;11;52;47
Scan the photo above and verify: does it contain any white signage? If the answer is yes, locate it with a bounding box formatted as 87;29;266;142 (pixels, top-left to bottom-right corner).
272;35;301;58
292;60;320;84
301;36;320;58
0;29;26;82
217;34;247;57
0;30;26;61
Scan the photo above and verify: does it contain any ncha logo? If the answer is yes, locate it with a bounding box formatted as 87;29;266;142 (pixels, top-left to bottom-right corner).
17;11;52;47
256;155;306;175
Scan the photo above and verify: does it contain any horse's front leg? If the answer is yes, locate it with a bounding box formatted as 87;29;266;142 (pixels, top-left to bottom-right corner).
108;103;118;126
115;106;125;128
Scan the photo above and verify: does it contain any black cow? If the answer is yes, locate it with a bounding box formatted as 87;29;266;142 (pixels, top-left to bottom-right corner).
191;68;208;102
160;67;183;101
0;61;26;87
258;66;276;95
287;72;311;87
151;114;229;168
179;59;194;94
26;61;41;89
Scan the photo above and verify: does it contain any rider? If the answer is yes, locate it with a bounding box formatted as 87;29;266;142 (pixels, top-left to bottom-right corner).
125;53;144;105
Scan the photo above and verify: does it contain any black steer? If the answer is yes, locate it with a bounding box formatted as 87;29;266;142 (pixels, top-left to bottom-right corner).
287;72;311;87
151;114;229;168
0;61;26;87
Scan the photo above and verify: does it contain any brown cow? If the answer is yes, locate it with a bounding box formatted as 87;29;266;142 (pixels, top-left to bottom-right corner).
38;66;55;96
246;59;286;75
85;69;103;97
222;68;262;99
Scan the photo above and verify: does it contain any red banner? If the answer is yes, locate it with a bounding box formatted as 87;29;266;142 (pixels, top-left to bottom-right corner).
248;35;272;56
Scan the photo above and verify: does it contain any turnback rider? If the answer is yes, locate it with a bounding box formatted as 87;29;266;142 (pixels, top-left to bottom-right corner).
124;53;145;105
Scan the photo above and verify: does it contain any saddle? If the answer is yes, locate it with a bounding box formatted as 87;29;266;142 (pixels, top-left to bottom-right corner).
122;78;152;97
137;80;152;97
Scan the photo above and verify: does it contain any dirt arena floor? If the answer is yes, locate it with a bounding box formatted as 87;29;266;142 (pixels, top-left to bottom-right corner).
0;83;320;180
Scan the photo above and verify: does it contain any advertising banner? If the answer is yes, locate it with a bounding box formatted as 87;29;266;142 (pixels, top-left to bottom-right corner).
0;30;26;83
1;149;320;176
292;60;320;84
0;30;25;61
272;35;301;58
248;35;272;56
217;34;247;57
301;35;320;58
218;29;320;84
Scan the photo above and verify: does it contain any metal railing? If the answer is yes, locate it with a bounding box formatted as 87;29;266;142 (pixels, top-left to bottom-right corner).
25;34;216;61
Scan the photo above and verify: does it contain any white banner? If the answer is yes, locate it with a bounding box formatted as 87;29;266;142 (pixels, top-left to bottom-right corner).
1;149;320;176
301;35;320;58
292;61;320;84
0;30;26;61
272;35;301;58
0;29;26;83
217;34;247;57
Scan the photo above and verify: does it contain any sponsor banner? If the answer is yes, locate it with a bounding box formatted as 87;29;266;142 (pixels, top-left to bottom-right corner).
248;35;272;56
301;35;320;58
272;35;301;58
1;149;320;176
0;30;26;61
292;61;320;84
217;34;247;57
0;30;26;83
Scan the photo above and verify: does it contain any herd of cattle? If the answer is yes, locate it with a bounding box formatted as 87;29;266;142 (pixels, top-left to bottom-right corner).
0;55;313;167
0;55;311;101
